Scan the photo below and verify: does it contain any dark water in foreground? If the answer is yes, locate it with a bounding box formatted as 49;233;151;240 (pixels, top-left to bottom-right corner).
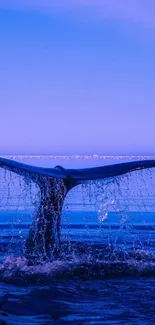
0;157;155;324
0;240;155;325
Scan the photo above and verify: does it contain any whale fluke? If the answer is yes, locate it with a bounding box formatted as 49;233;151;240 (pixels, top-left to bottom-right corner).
1;157;155;182
66;160;155;180
0;157;155;259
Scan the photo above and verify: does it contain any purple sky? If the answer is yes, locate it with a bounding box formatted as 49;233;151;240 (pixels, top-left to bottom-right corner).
0;1;155;155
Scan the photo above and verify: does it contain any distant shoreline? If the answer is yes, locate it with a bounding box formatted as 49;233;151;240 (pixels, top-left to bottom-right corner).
0;155;155;160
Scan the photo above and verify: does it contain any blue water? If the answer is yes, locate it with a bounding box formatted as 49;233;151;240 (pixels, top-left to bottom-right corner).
0;156;155;325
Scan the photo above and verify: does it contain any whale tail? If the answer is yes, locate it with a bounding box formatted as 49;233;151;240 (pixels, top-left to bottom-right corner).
1;157;155;259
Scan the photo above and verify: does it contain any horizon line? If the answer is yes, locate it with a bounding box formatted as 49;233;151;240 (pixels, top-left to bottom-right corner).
1;154;155;159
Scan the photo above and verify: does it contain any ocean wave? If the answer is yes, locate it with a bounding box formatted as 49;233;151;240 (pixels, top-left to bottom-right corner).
0;248;155;284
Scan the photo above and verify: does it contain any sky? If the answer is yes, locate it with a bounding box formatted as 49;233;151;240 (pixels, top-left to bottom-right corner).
0;1;155;155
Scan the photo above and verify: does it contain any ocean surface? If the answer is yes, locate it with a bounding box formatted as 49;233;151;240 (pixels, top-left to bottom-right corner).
0;156;155;325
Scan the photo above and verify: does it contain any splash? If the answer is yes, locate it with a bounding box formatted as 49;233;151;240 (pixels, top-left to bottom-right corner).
0;246;155;284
